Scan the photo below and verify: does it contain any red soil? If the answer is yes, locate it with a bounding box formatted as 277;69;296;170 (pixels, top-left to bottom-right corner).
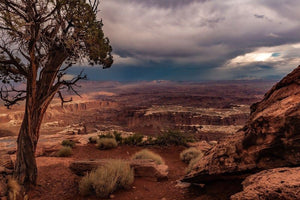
28;144;203;200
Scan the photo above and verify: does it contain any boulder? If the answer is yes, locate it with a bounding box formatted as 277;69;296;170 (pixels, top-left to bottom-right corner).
231;167;300;200
130;159;168;181
187;140;213;153
69;159;168;181
69;160;109;176
35;144;62;157
183;66;300;183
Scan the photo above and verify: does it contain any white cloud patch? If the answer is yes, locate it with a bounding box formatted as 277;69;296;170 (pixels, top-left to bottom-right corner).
220;42;300;77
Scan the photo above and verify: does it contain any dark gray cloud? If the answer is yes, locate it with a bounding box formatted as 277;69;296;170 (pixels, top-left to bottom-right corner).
90;0;300;81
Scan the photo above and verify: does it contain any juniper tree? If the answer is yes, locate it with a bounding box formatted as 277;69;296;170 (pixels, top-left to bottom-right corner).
0;0;113;186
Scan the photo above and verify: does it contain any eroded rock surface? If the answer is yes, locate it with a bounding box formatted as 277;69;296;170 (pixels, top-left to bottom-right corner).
183;66;300;183
231;167;300;200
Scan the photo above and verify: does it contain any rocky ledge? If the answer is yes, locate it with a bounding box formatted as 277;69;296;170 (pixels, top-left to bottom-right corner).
183;66;300;198
231;167;300;200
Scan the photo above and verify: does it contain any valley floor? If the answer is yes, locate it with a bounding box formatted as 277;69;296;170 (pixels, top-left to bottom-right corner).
27;144;241;200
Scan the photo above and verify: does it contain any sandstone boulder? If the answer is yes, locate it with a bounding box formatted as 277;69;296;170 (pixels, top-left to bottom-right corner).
183;66;300;183
231;167;300;200
35;144;62;157
69;159;168;181
69;160;109;176
130;159;168;181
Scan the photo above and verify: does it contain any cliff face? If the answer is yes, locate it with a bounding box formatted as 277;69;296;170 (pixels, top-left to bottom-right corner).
183;66;300;183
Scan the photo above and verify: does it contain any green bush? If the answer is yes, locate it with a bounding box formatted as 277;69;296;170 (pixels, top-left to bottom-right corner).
99;133;114;139
61;139;76;148
57;146;72;157
79;159;134;198
88;136;98;144
123;134;144;145
96;138;118;150
180;148;203;164
155;130;193;146
132;149;165;165
186;154;203;173
113;131;123;143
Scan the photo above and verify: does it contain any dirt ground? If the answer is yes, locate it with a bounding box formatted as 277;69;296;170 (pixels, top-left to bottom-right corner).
28;144;241;200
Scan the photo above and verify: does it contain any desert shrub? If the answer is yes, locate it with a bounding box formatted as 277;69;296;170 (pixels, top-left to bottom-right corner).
180;148;203;164
57;146;72;157
99;133;114;139
113;131;123;143
61;139;76;148
155;130;193;146
123;134;144;145
7;178;21;200
132;149;165;165
88;136;98;144
96;138;118;150
186;154;203;173
79;159;134;198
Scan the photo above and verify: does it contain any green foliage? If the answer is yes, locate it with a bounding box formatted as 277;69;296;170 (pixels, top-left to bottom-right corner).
155;130;193;146
88;136;98;144
186;154;203;173
180;148;203;164
57;146;72;157
96;138;118;150
113;131;123;143
61;140;76;148
79;159;134;198
123;134;144;145
132;149;165;165
99;133;114;139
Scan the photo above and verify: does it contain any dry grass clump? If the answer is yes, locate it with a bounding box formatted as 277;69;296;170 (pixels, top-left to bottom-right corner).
132;149;165;165
7;178;21;200
180;148;203;164
96;138;118;150
56;146;72;157
186;154;203;173
79;159;134;198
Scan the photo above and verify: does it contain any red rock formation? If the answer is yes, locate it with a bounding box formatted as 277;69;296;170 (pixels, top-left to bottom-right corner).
183;66;300;183
231;167;300;200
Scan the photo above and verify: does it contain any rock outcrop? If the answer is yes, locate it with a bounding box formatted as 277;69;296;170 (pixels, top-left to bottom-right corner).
231;167;300;200
183;66;300;183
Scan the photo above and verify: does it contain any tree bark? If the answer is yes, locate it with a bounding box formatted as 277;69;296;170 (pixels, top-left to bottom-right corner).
14;106;43;187
14;91;54;187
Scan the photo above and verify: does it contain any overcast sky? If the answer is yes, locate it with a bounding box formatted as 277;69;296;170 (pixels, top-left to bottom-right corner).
71;0;300;81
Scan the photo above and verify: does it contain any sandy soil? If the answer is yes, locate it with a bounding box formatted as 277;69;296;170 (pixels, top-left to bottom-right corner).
28;145;201;200
26;143;243;200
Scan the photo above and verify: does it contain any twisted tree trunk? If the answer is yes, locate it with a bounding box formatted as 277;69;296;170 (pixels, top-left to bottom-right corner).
14;103;45;186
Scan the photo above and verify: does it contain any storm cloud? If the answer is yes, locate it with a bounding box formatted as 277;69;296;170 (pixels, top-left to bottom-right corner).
85;0;300;80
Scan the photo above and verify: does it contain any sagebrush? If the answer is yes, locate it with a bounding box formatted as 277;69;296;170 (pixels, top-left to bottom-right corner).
132;149;165;165
56;146;72;157
180;148;203;164
79;159;134;198
96;138;118;150
61;140;76;148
